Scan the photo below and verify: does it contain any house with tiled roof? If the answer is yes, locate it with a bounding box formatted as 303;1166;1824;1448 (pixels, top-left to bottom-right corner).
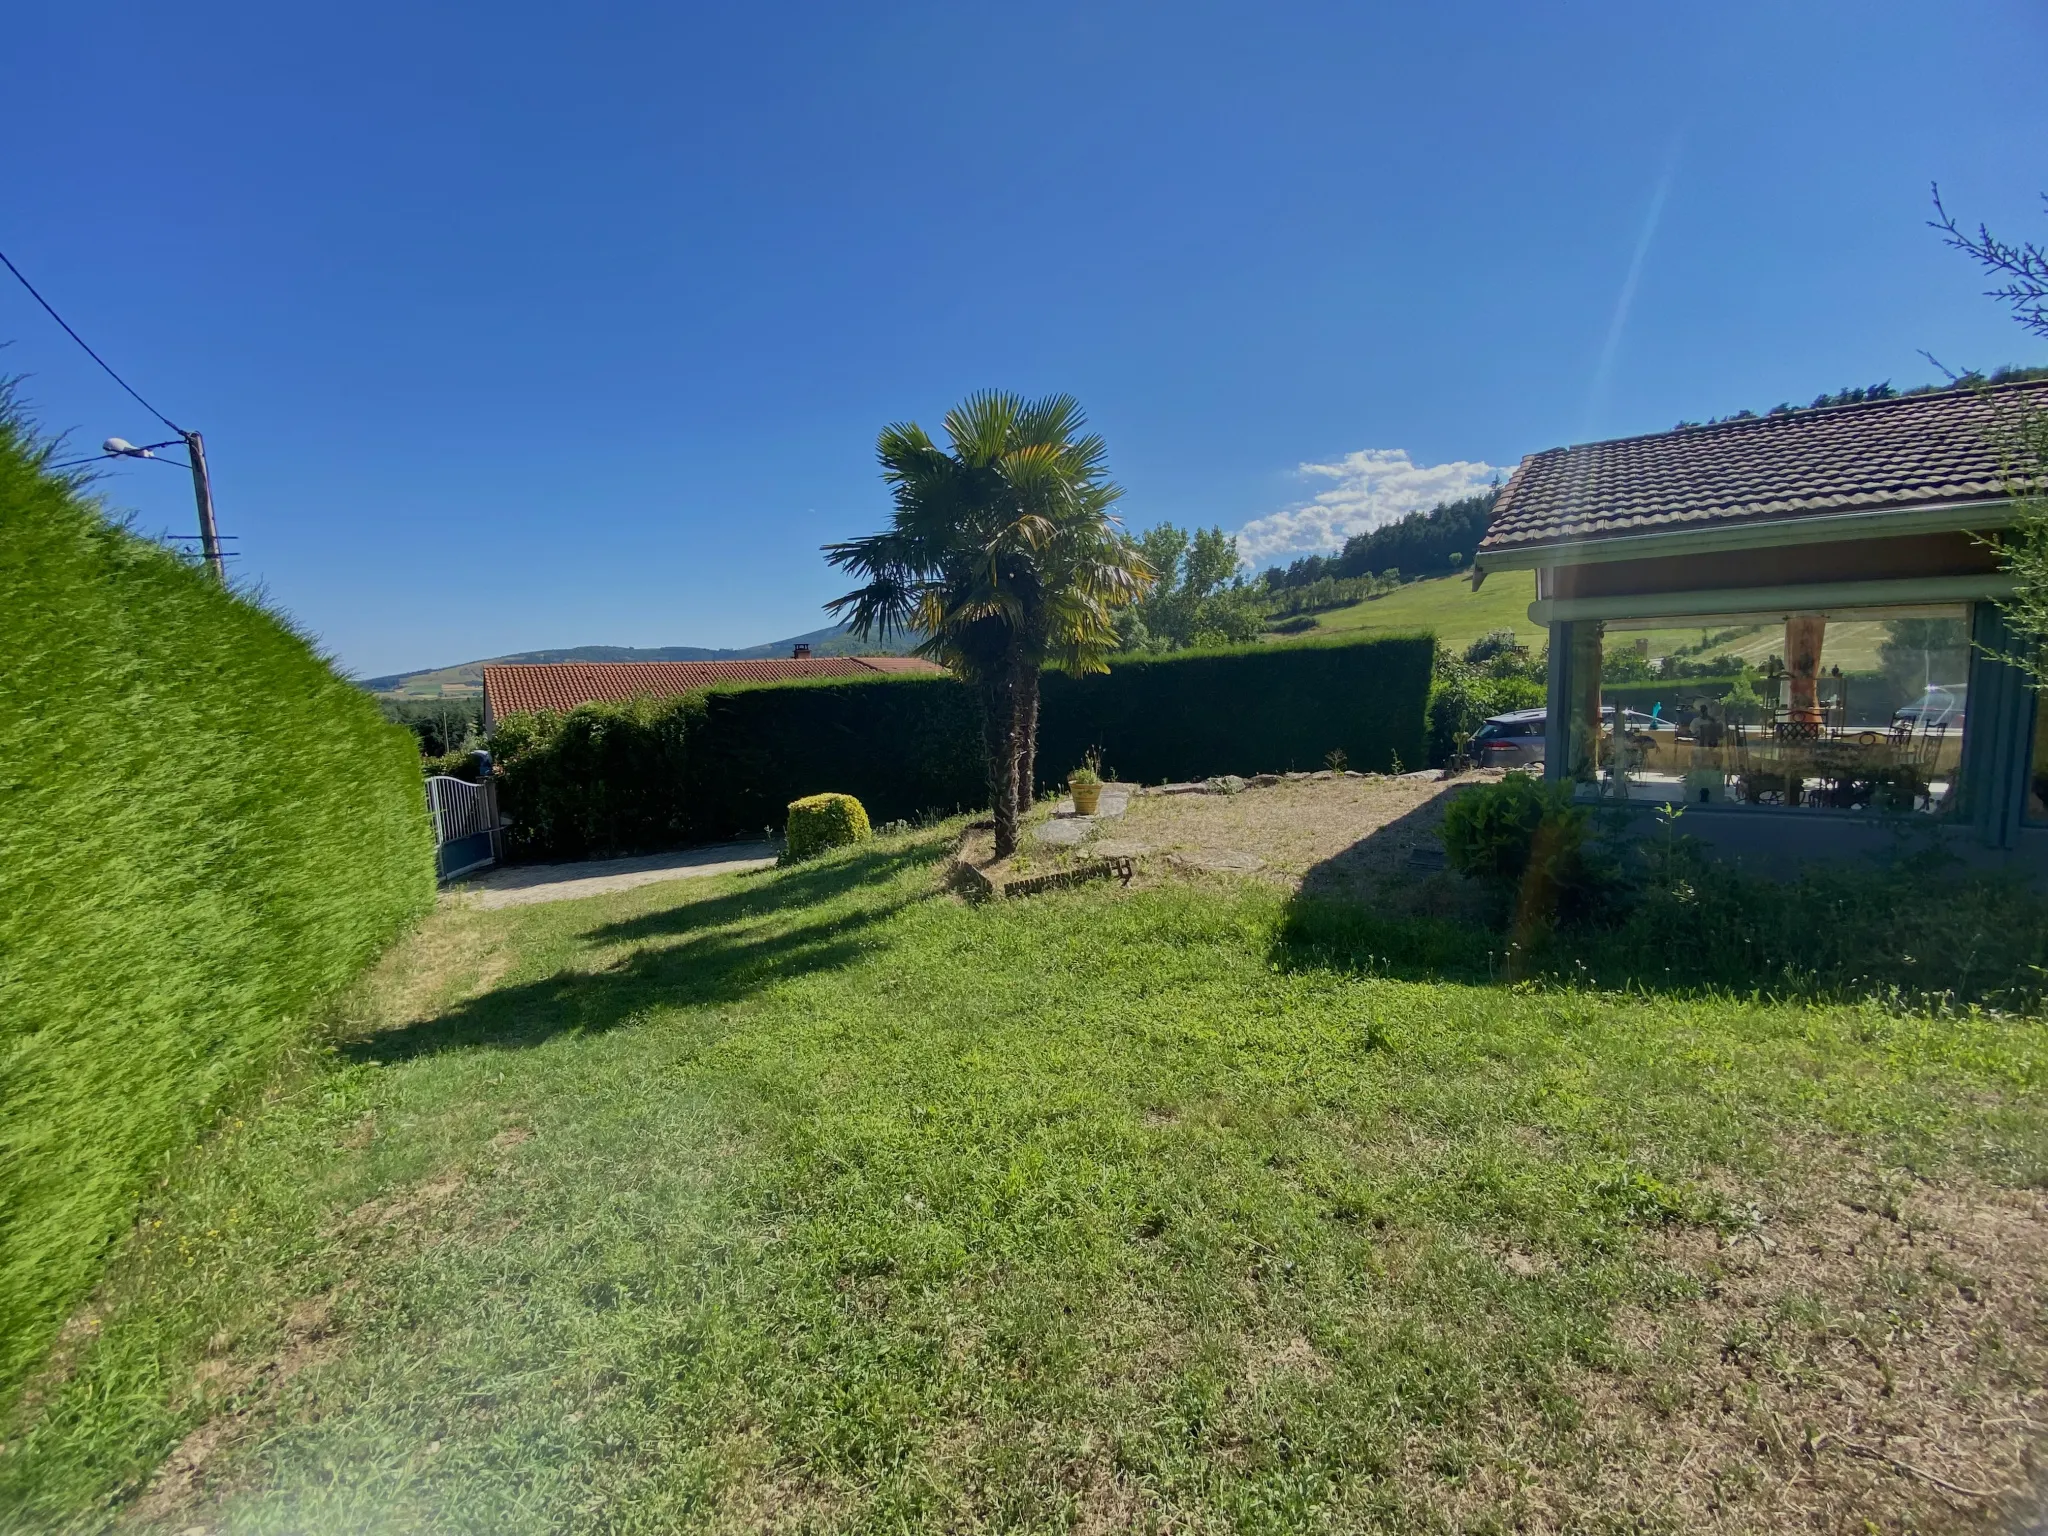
481;652;946;732
1472;379;2048;866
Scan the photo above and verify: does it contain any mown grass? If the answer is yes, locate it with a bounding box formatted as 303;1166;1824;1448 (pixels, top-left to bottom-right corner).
4;827;2046;1533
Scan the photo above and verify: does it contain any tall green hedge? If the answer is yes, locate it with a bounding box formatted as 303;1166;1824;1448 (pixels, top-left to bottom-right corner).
490;695;694;859
684;675;986;839
492;633;1431;860
1036;633;1432;784
0;405;435;1407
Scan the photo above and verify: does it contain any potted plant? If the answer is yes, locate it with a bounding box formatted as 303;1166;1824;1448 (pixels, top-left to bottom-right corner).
1068;752;1104;815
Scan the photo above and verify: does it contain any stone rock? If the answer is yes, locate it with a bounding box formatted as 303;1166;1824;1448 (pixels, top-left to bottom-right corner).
1250;773;1281;787
1053;791;1129;819
1205;774;1248;795
1034;818;1091;846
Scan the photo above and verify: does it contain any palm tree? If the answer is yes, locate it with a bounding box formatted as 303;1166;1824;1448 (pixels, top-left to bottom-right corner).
825;391;1151;858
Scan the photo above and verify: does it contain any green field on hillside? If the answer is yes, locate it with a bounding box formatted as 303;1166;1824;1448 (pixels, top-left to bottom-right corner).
1288;570;1541;653
1285;580;1919;677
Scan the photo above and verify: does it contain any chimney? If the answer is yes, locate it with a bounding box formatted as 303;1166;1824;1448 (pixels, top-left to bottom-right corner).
792;642;812;659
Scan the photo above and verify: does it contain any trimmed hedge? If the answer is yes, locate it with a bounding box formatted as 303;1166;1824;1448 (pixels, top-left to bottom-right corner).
684;674;986;841
493;633;1432;860
0;407;435;1406
785;793;873;860
1036;633;1432;786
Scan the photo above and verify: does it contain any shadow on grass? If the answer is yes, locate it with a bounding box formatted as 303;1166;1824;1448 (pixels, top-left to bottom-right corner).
1272;799;2048;1011
1265;784;1508;986
346;839;955;1063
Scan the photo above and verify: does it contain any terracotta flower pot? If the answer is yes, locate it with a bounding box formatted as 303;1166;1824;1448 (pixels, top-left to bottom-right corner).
1069;777;1103;815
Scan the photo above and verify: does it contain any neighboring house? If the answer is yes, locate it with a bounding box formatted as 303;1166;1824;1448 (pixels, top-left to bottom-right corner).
1473;379;2048;868
481;653;945;733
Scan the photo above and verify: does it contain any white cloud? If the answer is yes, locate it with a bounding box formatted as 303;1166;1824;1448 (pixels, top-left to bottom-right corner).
1231;449;1508;571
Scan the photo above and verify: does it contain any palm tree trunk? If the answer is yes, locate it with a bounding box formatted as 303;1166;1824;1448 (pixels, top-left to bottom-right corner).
981;673;1020;858
1014;662;1041;812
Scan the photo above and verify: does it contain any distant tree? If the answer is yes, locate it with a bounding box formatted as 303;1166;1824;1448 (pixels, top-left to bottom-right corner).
1333;492;1497;583
381;697;484;757
1879;616;1971;699
1599;644;1657;684
826;392;1150;858
1462;629;1527;667
1116;522;1263;650
1933;186;2048;677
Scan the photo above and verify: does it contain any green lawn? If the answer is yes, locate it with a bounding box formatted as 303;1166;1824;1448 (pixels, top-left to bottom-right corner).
7;828;2047;1533
1288;571;1542;654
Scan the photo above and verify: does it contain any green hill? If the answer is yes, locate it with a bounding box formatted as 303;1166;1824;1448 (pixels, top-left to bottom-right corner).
1281;570;1541;654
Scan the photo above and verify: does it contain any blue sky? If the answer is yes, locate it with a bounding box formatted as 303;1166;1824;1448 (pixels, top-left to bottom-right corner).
7;1;2045;677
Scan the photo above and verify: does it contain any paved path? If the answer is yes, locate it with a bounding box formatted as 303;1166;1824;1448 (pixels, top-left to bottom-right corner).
458;843;778;909
1033;787;1133;845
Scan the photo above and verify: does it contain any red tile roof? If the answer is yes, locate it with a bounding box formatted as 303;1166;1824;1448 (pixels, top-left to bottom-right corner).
483;656;946;721
1480;379;2048;558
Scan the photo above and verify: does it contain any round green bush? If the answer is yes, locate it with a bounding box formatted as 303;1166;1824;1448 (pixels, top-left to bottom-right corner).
784;792;873;861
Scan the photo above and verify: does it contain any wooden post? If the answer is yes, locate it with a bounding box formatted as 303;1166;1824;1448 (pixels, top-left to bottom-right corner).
480;776;504;865
184;431;226;582
1570;621;1604;781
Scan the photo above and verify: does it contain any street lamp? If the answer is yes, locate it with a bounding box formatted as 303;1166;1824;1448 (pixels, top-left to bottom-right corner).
102;431;226;582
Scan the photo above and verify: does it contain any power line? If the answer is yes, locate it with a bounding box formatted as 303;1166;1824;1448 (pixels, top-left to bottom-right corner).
0;246;184;434
50;449;193;471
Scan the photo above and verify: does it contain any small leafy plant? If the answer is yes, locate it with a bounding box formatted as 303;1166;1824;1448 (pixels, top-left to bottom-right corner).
1068;749;1103;788
1441;772;1584;882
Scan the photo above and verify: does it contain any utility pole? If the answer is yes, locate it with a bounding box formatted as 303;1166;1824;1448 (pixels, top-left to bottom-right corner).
183;430;225;582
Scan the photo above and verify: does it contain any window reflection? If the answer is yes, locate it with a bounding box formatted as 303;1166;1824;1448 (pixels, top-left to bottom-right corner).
1561;607;1969;814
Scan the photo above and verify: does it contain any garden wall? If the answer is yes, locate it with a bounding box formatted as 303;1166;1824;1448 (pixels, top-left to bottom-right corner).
492;632;1433;860
0;404;435;1406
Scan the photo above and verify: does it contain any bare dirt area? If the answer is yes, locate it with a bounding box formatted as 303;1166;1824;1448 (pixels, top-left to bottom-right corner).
959;769;1505;904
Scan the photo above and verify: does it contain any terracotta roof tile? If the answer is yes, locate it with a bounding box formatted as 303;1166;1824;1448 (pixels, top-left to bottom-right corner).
1479;380;2048;556
483;656;946;719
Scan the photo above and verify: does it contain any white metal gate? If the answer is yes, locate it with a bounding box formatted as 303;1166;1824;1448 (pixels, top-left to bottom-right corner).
426;774;500;881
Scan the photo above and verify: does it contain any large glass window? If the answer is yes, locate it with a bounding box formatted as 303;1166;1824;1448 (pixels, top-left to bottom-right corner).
1558;605;1970;814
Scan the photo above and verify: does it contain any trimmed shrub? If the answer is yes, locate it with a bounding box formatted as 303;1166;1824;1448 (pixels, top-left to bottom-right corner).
1035;632;1432;788
0;398;434;1406
785;793;873;860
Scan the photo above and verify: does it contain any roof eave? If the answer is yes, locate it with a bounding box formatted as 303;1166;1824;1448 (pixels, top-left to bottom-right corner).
1473;496;2018;573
